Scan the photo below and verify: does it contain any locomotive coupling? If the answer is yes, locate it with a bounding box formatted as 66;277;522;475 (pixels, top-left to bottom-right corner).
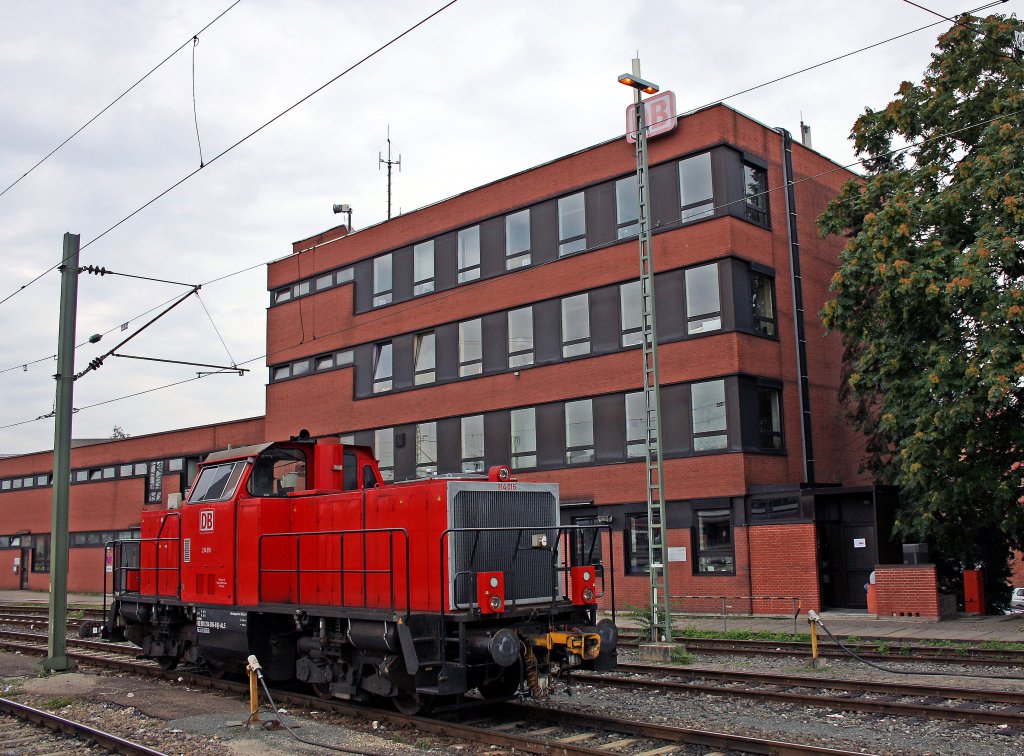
527;630;601;662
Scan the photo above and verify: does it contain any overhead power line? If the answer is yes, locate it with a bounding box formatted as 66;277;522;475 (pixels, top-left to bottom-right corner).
0;0;1013;379
0;0;243;203
2;104;1018;434
0;0;461;310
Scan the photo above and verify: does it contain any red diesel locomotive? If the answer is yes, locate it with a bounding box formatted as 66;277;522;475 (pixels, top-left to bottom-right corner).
101;435;617;711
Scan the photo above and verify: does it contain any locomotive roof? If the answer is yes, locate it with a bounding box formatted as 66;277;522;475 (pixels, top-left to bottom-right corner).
202;441;274;464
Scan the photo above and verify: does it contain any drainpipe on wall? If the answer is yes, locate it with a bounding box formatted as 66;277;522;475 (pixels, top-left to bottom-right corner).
776;128;815;488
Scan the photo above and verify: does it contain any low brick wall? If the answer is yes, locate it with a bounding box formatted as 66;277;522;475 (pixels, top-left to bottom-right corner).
875;564;940;619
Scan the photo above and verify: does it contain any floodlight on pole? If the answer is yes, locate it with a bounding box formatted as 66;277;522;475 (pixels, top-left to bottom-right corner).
617;73;659;94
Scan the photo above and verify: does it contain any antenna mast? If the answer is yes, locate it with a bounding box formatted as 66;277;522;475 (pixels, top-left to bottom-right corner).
379;126;402;220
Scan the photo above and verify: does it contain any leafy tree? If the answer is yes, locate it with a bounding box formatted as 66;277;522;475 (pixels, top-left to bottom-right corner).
109;425;130;440
818;13;1024;609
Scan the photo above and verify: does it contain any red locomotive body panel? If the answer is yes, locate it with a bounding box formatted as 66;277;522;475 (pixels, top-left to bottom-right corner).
106;438;616;709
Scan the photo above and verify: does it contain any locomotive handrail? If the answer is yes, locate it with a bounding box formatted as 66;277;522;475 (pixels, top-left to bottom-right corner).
257;528;410;619
437;523;615;670
103;510;183;613
554;524;614;604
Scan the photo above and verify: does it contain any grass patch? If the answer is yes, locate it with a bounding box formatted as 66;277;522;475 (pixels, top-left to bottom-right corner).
978;640;1024;651
671;647;694;665
675;625;810;644
1;679;24;698
45;697;74;709
66;610;85;618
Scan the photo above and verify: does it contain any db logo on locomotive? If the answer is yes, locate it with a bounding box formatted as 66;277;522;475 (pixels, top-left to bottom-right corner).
199;510;215;533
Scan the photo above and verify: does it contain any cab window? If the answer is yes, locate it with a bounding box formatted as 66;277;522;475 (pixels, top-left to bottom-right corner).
189;461;246;503
247;448;308;497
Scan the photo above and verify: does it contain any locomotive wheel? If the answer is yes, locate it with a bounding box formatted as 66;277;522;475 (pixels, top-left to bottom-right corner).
393;691;433;715
157;655;179;671
311;683;334;700
478;665;522;700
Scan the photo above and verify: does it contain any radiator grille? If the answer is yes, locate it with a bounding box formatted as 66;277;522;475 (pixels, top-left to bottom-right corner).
448;484;560;608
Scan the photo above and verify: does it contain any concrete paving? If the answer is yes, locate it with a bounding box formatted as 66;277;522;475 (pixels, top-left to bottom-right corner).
3;588;1024;642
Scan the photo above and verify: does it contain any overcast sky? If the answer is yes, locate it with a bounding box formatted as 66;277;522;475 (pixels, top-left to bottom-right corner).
0;0;1006;456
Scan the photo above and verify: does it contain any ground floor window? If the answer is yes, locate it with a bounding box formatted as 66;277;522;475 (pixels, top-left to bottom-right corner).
694;508;734;574
31;534;49;573
625;513;654;575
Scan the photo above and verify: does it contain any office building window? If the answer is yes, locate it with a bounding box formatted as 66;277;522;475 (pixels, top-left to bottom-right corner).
679;152;713;221
571;515;603;567
751;272;775;336
415;422;438;477
558;192;586;256
461;415;485;473
744;164;769;225
692;379;727;451
695;508;735;574
459;319;483;377
510;408;537;470
505;209;531;270
413;241;435;295
373;254;392;307
625;391;647;459
685;263;721;334
31;534;50;573
315;273;334;291
758;387;782;450
507;306;534;368
619;280;643;347
374;428;394;481
457;226;481;283
615;175;640;238
625;513;652;575
414;332;436;385
565;399;594;464
561;293;590;357
372;342;393;393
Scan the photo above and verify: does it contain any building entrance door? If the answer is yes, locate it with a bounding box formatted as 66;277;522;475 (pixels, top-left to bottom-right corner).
19;547;30;589
815;490;898;610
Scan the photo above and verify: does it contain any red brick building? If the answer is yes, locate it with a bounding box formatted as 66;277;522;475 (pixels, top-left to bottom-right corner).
0;104;901;611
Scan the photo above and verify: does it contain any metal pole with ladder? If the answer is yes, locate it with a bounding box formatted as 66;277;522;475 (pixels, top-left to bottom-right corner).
629;59;672;643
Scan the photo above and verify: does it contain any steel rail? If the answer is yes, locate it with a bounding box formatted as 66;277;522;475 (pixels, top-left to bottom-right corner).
617;661;1024;703
619;634;1024;666
0;696;167;755
571;669;1024;727
0;632;875;755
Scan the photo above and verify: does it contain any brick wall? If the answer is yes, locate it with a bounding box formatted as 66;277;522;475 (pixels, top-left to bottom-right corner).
875;564;940;619
748;523;820;614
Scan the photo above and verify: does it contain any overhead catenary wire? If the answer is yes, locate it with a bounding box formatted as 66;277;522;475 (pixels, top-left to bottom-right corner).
0;0;993;311
0;0;462;310
2;103;1018;434
1;0;1010;375
0;0;242;203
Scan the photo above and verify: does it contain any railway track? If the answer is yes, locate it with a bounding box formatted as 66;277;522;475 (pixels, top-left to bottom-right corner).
0;629;876;755
621;633;1024;666
0;696;166;755
572;662;1024;728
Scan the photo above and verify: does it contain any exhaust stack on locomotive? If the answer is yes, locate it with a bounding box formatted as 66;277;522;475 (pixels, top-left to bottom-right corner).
100;436;617;711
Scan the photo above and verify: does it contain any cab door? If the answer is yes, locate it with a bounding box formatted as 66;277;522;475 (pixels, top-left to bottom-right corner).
180;459;247;605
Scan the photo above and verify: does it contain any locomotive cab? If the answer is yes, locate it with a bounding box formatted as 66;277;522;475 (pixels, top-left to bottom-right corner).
103;436;617;710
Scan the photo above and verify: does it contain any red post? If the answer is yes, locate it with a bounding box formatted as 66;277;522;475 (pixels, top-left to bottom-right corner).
963;569;985;615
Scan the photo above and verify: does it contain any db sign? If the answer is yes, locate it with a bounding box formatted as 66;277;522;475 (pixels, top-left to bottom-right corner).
626;90;677;143
199;510;215;533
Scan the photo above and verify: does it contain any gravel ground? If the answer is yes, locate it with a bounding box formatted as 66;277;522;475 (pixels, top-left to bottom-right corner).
533;647;1024;755
3;646;1023;755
